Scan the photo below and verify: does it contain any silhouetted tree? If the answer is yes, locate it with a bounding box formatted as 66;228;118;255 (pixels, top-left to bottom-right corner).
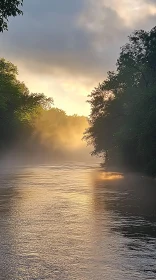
85;26;156;176
0;0;23;32
0;58;53;149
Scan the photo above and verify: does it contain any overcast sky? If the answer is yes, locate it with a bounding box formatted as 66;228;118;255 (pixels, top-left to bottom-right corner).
1;0;156;115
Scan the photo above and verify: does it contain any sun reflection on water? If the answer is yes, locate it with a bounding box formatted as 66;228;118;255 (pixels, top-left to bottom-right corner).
94;172;124;181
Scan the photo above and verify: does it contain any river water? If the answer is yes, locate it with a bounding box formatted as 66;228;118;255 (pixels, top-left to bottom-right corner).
0;162;156;279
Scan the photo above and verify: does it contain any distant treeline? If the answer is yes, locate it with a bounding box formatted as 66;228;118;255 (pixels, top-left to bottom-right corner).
0;58;88;162
85;26;156;176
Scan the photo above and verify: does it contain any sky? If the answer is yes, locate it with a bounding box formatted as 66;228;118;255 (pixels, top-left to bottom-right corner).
1;0;156;115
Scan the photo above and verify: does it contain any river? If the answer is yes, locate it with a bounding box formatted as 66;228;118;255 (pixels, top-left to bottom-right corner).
0;162;156;279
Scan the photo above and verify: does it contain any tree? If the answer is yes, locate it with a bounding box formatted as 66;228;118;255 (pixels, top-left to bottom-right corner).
0;0;23;32
85;26;156;175
0;58;53;149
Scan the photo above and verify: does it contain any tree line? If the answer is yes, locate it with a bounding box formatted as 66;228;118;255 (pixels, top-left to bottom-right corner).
2;1;156;174
0;58;52;153
85;26;156;176
0;58;88;161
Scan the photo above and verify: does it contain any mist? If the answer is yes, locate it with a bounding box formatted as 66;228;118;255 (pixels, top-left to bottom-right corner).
32;107;93;162
0;107;95;167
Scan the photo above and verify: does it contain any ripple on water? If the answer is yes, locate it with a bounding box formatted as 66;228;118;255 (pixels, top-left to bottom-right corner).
0;166;156;280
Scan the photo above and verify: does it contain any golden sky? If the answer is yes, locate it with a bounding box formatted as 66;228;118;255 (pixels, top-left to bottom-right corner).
1;0;156;115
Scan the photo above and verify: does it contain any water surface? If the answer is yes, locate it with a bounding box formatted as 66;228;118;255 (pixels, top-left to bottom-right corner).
0;163;156;279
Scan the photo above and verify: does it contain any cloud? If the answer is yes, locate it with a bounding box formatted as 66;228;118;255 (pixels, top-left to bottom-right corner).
1;0;100;81
78;0;156;74
101;0;156;26
0;0;130;80
0;0;156;114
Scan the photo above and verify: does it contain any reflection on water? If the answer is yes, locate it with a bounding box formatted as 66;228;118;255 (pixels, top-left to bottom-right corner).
0;165;156;279
93;172;156;278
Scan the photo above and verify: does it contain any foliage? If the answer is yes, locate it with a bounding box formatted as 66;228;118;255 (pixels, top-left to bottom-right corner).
0;0;23;32
0;58;53;149
85;26;156;176
0;58;88;162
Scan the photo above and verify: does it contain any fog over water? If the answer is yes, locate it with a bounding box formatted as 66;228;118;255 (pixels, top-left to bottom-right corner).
0;108;97;166
1;2;156;279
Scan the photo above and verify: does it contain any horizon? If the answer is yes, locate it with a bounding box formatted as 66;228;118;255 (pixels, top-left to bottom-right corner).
1;0;156;115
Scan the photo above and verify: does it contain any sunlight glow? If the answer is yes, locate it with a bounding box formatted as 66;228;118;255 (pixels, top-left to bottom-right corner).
96;172;124;181
18;67;91;116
